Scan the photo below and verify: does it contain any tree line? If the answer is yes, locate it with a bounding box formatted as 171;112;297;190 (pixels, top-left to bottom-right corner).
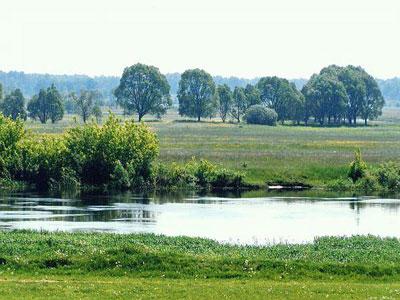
0;83;103;123
115;63;384;125
0;63;384;125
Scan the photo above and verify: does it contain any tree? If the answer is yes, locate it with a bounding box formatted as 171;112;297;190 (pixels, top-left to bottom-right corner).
114;63;171;121
47;84;64;123
360;73;385;125
70;90;100;123
216;84;232;122
230;87;247;123
0;89;27;120
244;84;261;107
302;73;348;125
178;69;216;121
338;66;365;125
28;84;64;123
0;83;3;102
256;76;304;124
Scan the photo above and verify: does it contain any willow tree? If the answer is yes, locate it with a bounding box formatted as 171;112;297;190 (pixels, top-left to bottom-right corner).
114;63;171;121
178;69;216;122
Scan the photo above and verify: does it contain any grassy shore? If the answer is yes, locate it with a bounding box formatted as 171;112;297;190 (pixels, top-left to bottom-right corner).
25;108;400;188
1;231;400;298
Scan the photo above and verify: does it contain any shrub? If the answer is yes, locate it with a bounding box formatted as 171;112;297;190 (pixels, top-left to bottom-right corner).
243;105;277;126
18;136;66;190
64;115;159;189
0;114;25;178
374;162;400;191
348;149;367;183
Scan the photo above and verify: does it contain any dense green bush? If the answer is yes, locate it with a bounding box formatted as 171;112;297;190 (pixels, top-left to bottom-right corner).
0;114;25;179
243;105;277;126
155;159;245;191
64;115;159;189
375;162;400;191
348;149;367;183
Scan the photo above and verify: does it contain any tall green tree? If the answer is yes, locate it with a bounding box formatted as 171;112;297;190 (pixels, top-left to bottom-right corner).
178;69;216;122
302;73;348;125
360;73;385;125
0;89;27;120
114;63;171;121
230;87;247;123
337;66;365;125
216;84;232;123
244;84;261;107
28;84;64;123
256;76;304;124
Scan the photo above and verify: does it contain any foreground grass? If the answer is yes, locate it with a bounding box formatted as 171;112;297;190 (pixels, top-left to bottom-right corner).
1;276;400;299
2;231;400;298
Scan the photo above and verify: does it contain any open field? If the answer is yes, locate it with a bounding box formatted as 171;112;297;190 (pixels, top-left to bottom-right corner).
1;231;400;299
25;108;400;187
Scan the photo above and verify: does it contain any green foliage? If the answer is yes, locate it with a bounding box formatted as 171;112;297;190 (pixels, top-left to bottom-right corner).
64;114;159;189
374;162;400;191
70;90;101;123
244;105;277;126
0;89;27;120
348;149;367;183
115;63;171;121
18;136;67;190
230;86;247;123
303;65;384;126
178;69;216;121
216;84;232;123
155;159;245;190
27;84;64;123
0;114;25;178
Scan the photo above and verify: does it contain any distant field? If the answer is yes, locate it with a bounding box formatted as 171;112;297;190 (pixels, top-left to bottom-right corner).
25;108;400;186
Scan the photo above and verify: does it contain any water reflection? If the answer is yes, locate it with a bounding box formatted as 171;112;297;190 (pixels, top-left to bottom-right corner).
1;191;400;244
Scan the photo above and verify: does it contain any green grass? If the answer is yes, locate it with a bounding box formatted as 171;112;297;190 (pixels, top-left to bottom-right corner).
2;231;400;298
1;276;400;299
24;108;400;187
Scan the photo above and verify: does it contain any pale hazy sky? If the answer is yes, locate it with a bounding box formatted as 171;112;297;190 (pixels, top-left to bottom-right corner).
1;0;400;79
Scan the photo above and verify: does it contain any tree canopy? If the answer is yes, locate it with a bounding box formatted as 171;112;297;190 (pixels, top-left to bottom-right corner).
178;69;216;121
0;89;27;120
27;84;64;123
216;84;232;123
302;65;384;125
114;63;171;121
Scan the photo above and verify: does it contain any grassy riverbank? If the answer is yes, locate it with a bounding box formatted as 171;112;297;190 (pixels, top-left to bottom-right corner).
1;231;400;298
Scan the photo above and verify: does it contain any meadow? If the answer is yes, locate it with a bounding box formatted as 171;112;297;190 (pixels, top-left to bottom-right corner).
1;231;400;299
26;108;400;187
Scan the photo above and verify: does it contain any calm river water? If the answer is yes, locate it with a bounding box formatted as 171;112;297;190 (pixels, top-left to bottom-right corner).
1;191;400;244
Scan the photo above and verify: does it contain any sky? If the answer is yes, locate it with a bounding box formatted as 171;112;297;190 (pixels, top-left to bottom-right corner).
1;0;400;79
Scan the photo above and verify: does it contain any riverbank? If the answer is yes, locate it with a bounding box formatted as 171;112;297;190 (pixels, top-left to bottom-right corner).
1;231;400;298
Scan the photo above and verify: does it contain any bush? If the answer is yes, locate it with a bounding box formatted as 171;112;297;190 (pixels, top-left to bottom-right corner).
64;115;159;189
348;149;367;183
0;114;25;178
374;162;400;191
243;105;277;126
154;159;245;191
18;136;66;190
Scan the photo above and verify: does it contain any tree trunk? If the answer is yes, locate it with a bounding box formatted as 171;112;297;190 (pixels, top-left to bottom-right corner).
197;115;201;122
364;118;368;126
138;114;143;122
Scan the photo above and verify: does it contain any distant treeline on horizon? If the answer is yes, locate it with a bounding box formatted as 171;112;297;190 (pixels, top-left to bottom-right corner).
1;70;400;107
